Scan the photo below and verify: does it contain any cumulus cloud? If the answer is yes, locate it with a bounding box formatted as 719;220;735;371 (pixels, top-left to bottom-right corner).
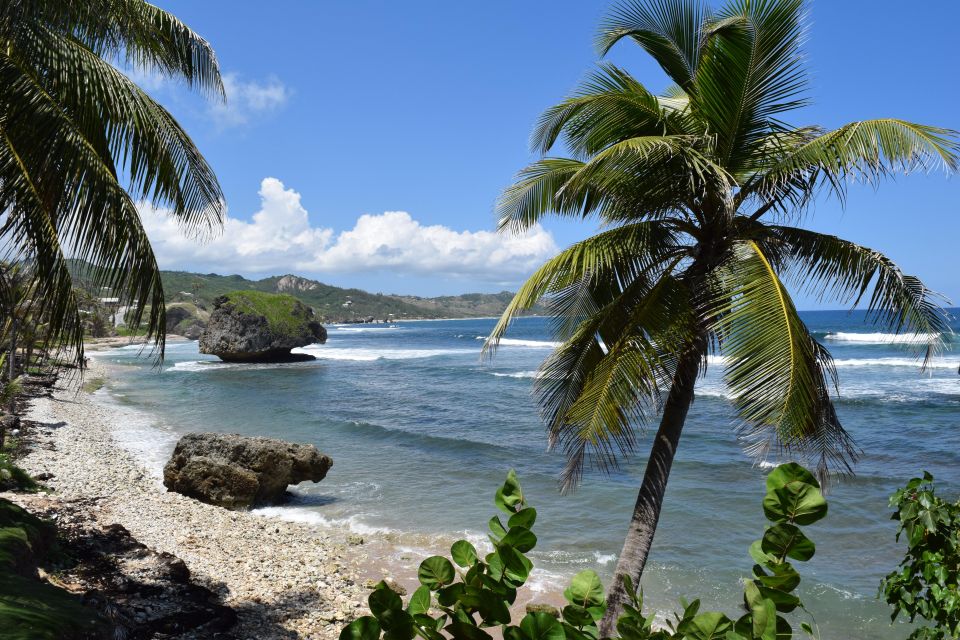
208;73;291;128
140;178;558;285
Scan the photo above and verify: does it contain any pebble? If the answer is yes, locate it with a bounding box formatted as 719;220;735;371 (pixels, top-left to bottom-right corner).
10;359;368;639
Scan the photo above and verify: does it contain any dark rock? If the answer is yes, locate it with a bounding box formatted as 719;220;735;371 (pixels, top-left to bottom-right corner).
525;603;561;618
199;291;326;362
163;432;333;509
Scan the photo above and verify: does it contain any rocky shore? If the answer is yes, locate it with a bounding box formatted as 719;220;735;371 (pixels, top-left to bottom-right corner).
5;358;368;638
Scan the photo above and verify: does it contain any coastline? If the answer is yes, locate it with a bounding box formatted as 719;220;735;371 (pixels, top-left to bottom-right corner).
9;356;371;638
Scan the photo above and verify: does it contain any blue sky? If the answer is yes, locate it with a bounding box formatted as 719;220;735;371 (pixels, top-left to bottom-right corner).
143;1;960;308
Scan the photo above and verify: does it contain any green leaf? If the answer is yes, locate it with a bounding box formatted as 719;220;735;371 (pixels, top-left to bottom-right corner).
418;556;456;590
489;516;508;539
340;616;381;640
499;545;534;585
684;611;734;640
436;583;466;607
519;612;566;640
744;582;777;640
501;526;538;553
508;507;538;530
445;621;493;640
563;570;605;607
761;523;816;562
407;586;431;616
766;463;820;492
495;470;524;514
763;483;828;526
451;540;479;567
369;582;404;618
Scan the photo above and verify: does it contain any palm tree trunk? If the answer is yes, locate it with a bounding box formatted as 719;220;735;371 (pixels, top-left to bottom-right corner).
8;318;16;382
598;341;703;636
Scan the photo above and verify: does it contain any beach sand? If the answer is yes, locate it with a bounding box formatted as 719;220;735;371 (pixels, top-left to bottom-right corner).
8;357;371;639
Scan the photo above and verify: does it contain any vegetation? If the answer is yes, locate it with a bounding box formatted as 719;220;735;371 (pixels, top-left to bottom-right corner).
0;0;226;364
881;473;960;639
342;464;827;640
0;499;102;639
219;290;320;336
486;0;958;629
155;269;545;323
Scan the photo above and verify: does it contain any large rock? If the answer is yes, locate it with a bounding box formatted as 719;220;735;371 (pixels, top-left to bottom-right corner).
199;291;326;362
163;433;333;509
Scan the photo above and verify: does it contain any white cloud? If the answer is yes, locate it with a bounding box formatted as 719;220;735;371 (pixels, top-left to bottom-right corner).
208;73;291;128
140;178;558;285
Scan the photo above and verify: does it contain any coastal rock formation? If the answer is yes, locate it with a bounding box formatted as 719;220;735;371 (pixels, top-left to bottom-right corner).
198;291;326;362
165;302;208;339
163;433;333;509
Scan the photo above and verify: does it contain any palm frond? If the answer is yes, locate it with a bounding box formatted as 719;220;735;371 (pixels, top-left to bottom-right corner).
596;0;710;91
710;240;859;482
537;271;692;490
0;0;224;97
768;225;951;368
483;221;681;356
746;119;960;213
692;0;808;173
532;64;692;156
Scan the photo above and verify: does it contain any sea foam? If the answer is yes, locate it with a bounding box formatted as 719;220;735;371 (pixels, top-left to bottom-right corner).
825;331;940;344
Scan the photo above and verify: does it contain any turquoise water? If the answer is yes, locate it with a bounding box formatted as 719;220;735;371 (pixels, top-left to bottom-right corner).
95;311;960;639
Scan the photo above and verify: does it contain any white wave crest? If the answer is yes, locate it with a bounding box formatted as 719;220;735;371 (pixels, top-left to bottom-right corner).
296;346;473;361
477;337;560;348
824;332;940;344
490;370;540;379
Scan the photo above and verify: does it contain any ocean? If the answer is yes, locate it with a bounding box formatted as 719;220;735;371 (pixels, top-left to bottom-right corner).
92;310;960;639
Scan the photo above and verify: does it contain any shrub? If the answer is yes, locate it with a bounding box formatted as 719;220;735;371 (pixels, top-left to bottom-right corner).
341;463;826;640
880;472;960;639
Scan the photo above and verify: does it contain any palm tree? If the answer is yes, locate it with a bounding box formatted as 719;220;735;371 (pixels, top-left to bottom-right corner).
485;0;958;632
0;0;225;363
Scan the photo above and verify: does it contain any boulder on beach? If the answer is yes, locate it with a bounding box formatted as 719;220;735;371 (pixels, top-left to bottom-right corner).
198;291;326;362
163;433;333;509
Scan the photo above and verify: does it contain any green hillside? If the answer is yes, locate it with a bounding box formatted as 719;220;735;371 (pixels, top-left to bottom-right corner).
158;270;543;323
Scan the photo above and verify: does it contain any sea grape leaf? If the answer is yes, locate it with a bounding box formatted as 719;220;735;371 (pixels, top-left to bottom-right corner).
766;463;819;492
369;582;403;617
495;470;524;514
407;586;431;616
452;540;479;567
519;612;566;640
340;616;382;640
761;523;816;562
501;526;537;553
508;507;537;530
418;556;455;590
763;483;827;526
563;570;605;608
445;620;493;640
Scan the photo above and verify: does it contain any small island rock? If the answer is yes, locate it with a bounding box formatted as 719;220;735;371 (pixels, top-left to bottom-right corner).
199;291;326;362
163;433;333;509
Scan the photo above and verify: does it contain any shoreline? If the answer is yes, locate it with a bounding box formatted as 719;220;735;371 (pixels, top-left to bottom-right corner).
9;357;373;638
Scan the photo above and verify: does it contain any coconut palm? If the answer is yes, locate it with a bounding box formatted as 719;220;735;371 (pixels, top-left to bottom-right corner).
0;0;225;363
485;0;957;631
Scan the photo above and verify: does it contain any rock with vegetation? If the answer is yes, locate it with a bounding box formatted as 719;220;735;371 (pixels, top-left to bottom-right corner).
199;291;326;362
165;302;209;340
163;432;333;509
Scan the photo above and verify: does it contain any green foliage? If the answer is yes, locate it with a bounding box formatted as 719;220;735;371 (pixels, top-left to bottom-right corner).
1;1;226;364
219;290;319;337
0;499;102;638
341;464;827;640
880;472;960;639
0;456;37;492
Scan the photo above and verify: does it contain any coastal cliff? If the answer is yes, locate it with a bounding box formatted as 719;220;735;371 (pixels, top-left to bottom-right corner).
199;291;326;362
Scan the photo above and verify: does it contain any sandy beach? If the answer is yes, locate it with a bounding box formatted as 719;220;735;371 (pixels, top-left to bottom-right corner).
6;357;371;639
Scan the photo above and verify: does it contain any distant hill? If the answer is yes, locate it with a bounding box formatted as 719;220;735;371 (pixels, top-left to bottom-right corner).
157;270;542;323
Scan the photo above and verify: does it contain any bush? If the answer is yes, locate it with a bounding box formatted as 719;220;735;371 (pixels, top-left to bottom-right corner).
341;463;827;640
880;472;960;639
